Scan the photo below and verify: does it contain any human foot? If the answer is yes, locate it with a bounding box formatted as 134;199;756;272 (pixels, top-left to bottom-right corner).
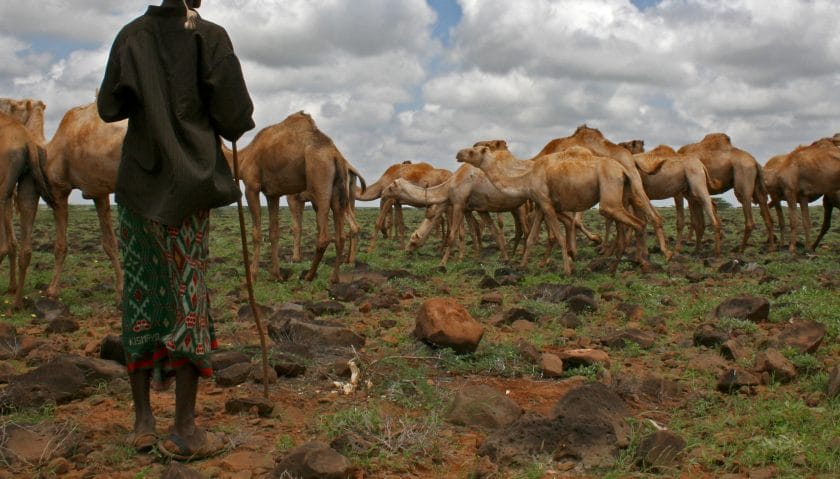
158;430;229;461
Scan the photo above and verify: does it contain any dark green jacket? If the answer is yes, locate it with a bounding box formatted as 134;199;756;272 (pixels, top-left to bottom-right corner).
98;4;254;225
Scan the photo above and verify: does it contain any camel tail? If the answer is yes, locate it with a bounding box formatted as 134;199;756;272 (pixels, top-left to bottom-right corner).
753;163;769;204
333;156;350;213
27;142;55;208
347;163;366;194
702;164;723;192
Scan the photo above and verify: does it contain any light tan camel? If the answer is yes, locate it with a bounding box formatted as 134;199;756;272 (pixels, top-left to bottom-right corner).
677;133;775;252
634;145;722;256
287;165;365;265
456;145;646;275
40;102;127;302
0;98;46;143
383;163;528;266
534;125;671;262
356;162;452;252
0;113;53;308
235;111;353;283
763;136;840;252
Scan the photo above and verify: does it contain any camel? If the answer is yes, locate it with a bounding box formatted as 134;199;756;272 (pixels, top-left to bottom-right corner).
383;163;528;266
618;139;645;154
456;145;646;275
813;191;839;249
286;166;365;265
37;102;127;302
0;112;53;308
677;133;775;252
355;162;452;252
235;111;356;283
0;98;46;143
533;125;672;262
762;136;840;252
633;145;722;256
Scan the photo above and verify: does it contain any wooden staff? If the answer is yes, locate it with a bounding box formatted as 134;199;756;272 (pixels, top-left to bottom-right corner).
230;140;270;399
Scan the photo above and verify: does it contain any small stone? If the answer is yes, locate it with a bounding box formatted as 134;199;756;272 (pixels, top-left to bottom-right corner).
251;362;278;384
517;340;541;364
225;397;275;417
558;348;610;368
161;463;207;479
827;365;840;398
754;348;797;383
539;353;564;378
717;368;759;394
48;457;71;474
480;292;503;306
748;465;778;479
636;430;686;469
558;312;581;328
215;362;252;387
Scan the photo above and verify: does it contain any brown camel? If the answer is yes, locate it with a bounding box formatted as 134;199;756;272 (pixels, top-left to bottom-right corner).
39;102;127;302
235;111;353;283
355;162;451;252
813;191;839;249
383;163;528;266
634;145;722;256
534;125;671;262
456;145;646;275
677;133;775;252
0;112;53;308
763;136;840;252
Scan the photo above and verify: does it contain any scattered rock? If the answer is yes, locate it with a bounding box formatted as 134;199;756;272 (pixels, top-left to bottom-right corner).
99;335;126;365
616;303;644;322
717;258;744;273
215;362;252;387
161;463;207;479
221;450;276;473
479;276;500;289
539;353;564;378
602;329;655;349
268;303;313;324
0;361;16;383
236;303;273;322
0;422;82;466
269;317;365;349
480;292;503;306
251;361;278;384
558;312;581;328
414;298;484;354
45;317;79;334
566;294;598;313
772;320;826;353
306;301;345;316
225;396;275;417
636;430;686;469
615;374;684;405
329;282;366;302
502;308;537;324
273;441;352;479
517;340;541;364
754;348;797;383
713;296;769;322
687;353;731;375
720;339;749;361
47;457;71;475
694;324;730;348
210;350;251;372
445;385;523;429
558;349;611;369
717;368;759;393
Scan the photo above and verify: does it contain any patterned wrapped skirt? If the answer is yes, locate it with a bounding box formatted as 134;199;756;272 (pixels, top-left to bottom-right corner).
119;207;217;388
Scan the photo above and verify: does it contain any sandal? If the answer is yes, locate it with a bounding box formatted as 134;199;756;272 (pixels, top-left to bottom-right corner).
158;431;229;462
130;432;158;452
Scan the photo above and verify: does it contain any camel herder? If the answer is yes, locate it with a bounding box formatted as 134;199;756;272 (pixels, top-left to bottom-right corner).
97;0;254;460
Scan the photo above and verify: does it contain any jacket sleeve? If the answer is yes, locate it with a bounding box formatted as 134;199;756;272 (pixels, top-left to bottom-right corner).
97;38;137;123
203;52;255;142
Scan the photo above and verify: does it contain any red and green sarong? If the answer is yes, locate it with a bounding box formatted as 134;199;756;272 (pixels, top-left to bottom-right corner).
119;206;217;388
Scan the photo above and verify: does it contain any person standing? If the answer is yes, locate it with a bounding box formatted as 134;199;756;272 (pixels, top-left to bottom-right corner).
98;0;254;460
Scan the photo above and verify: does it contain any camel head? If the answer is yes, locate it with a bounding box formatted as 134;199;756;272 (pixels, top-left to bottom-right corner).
382;179;404;198
831;133;840;147
473;139;508;151
0;98;45;140
619;139;645;154
456;145;492;168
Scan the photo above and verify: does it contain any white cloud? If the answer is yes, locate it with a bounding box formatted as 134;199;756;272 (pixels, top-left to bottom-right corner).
2;0;840;196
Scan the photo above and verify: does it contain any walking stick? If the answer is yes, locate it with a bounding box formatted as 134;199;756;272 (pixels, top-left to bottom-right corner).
230;140;270;399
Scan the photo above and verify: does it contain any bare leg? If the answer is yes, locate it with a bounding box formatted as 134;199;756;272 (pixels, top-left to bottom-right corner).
129;369;155;438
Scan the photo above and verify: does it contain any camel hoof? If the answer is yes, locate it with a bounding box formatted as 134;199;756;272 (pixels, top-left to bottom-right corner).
663;250;674;262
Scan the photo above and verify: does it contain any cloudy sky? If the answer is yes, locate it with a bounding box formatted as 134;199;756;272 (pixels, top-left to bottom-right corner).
2;0;839;205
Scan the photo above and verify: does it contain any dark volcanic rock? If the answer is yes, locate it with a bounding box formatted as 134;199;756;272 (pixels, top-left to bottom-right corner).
717;367;759;393
269;317;365;349
828;365;840;398
772;320;826;353
306;301;345;316
693;324;730;348
754;348;797;383
635;430;686;469
713;296;769;322
31;298;70;322
99;335;126;365
45;317;79;334
602;329;655;349
273;441;352;479
225;396;275;417
210;350;251;371
215;362;252;387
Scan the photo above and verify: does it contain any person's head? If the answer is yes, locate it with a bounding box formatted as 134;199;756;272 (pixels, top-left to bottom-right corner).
187;0;201;8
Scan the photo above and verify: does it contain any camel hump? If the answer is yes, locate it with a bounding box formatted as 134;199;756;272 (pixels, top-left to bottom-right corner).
573;124;605;140
649;145;676;155
702;132;732;147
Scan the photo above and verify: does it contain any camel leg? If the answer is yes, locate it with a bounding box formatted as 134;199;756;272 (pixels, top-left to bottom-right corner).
812;195;836;249
686;198;705;254
575;212;602;245
288;194;304;263
368;198;393;253
772;199;785;246
245;187;263;284
480;211;508;261
344;208;360;264
784;187;799;253
328;198;345;283
509;207;525;258
93;196;123;304
46;192;70;299
520;209;544;268
754;184;776;251
0;197;16;295
441;203;465;266
537;200;573;275
14;177;39;309
267;195;282;278
304;198;331;282
464;211;482;261
799;198;812;249
674;194;685;254
395;202;406;249
600;205;645;273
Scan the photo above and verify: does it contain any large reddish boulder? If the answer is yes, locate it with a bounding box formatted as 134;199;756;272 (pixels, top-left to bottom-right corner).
414;298;484;354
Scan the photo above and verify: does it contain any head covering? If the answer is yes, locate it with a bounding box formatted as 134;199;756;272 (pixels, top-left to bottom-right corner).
182;0;198;29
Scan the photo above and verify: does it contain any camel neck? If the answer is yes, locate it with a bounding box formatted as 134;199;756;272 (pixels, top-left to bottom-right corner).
478;152;532;199
397;178;450;205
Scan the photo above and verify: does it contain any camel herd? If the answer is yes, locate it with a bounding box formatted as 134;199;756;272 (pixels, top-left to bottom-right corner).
0;96;838;309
